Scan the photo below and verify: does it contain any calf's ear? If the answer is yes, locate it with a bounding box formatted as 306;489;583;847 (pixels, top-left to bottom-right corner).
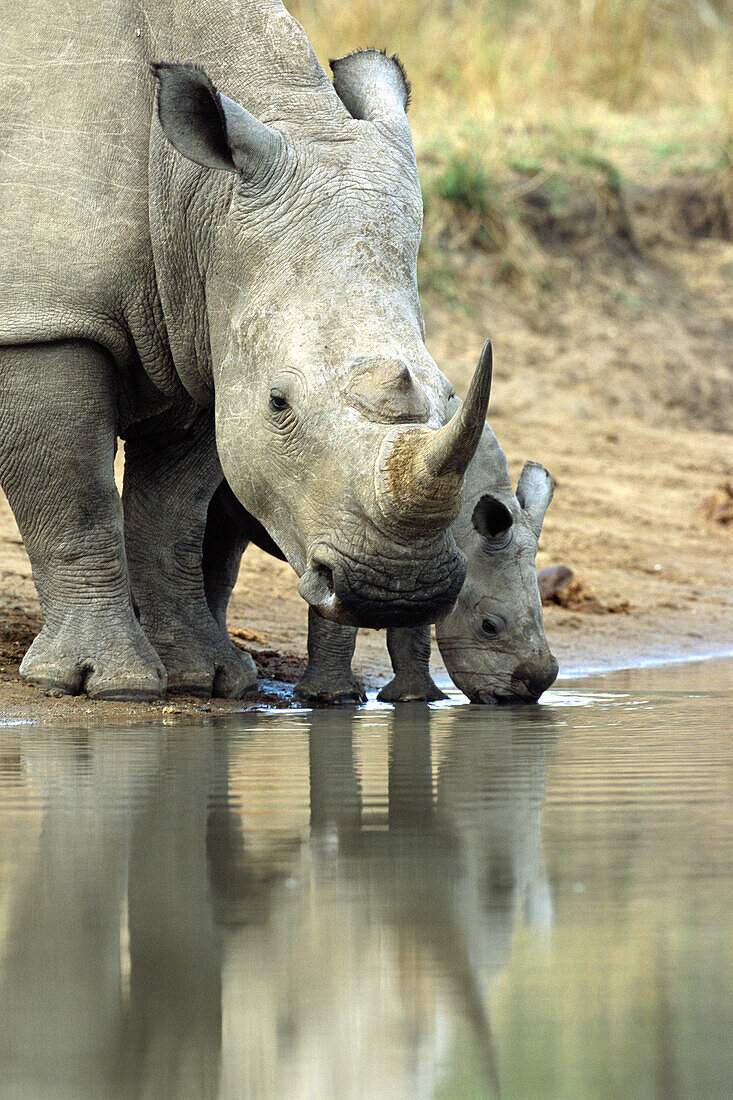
330;49;411;123
472;495;513;541
152;63;283;177
516;462;554;539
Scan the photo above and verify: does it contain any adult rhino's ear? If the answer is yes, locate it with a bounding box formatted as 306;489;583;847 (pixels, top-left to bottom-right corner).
516;462;554;539
330;49;411;123
152;62;283;176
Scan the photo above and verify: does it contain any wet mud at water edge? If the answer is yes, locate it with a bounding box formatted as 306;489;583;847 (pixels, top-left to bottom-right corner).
0;659;731;1099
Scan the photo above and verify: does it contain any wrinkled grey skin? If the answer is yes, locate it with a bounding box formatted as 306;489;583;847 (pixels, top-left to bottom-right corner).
0;2;492;700
214;404;558;704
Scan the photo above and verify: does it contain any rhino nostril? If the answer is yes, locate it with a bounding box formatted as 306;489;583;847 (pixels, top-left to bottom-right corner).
313;560;334;596
512;659;558;699
296;558;341;619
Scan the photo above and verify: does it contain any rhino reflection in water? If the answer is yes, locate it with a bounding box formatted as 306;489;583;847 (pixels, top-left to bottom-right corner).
214;708;557;1097
0;729;224;1099
0;1;493;703
0;711;555;1098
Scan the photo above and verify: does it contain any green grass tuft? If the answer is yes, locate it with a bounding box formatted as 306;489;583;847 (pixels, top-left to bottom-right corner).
435;154;500;216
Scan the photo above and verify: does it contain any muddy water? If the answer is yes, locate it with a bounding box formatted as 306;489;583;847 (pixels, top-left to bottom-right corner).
0;659;730;1099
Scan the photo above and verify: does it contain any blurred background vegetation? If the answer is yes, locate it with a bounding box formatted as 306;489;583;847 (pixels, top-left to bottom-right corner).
286;0;732;299
289;0;731;114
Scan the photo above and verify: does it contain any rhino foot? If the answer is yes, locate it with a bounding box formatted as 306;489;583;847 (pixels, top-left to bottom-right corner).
294;671;367;706
377;673;447;704
156;628;257;699
20;619;167;701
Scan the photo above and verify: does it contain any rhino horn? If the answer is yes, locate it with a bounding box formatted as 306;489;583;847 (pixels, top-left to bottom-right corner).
379;340;492;530
419;339;492;478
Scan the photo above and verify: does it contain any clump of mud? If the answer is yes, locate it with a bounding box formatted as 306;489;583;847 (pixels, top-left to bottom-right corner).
0;610;41;668
698;481;733;532
231;637;306;684
539;565;630;613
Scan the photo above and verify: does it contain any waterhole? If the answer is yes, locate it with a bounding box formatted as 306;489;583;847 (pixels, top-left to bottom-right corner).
0;658;730;1098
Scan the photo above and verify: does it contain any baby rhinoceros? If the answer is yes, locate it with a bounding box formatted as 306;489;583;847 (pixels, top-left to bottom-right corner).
211;402;558;704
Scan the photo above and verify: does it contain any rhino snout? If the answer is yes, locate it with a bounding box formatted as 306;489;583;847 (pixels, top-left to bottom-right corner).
298;540;466;630
509;657;559;702
463;654;559;705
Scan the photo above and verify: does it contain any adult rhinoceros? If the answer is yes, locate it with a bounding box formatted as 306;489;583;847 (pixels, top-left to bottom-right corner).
0;2;492;700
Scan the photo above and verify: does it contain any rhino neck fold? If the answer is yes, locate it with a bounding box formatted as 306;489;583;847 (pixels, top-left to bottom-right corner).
148;133;233;406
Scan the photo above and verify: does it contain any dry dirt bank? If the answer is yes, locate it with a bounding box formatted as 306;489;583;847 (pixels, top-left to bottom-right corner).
0;182;731;723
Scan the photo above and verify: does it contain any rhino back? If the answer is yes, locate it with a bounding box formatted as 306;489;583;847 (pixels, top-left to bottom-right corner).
0;0;335;370
0;1;156;362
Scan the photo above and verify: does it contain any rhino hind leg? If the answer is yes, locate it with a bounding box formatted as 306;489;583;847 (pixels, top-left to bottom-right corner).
0;341;166;700
295;607;365;704
201;480;250;632
377;625;446;703
123;414;256;698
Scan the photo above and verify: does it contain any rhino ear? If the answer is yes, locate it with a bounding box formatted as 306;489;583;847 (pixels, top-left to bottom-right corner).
516;462;554;539
330;49;411;123
472;494;514;542
152;62;283;177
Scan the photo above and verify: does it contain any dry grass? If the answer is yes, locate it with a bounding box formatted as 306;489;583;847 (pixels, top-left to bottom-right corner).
286;0;732;292
286;0;732;117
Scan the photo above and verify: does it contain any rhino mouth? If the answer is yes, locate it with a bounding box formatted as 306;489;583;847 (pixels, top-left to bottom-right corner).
464;651;556;704
470;688;540;706
476;691;540;706
298;538;466;629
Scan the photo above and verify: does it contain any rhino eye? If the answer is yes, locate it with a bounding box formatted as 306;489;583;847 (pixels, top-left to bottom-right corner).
269;389;289;413
480;614;505;637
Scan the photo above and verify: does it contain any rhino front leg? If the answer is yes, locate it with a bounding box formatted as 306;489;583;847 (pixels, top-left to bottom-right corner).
123;414;256;698
295;606;366;704
0;342;166;700
377;625;447;702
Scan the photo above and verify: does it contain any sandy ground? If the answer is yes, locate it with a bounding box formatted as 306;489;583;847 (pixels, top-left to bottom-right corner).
0;205;731;723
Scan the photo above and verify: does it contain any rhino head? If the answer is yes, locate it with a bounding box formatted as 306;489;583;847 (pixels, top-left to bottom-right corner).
151;51;491;628
436;417;559;703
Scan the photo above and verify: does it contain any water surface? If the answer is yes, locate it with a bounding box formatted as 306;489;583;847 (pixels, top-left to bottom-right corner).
0;659;730;1098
